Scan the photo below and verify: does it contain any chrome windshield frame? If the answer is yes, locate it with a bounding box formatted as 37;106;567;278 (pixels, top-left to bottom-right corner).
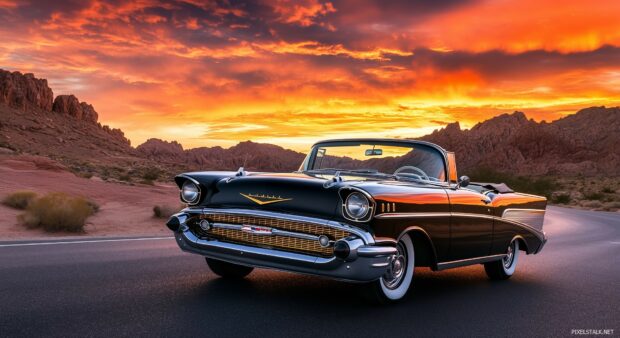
302;139;451;186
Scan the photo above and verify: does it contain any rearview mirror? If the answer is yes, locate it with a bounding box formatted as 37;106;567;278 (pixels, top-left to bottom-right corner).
365;149;383;156
458;175;470;188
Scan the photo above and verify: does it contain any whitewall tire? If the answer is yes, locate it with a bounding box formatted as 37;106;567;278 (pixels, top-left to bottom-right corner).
484;240;519;280
365;233;415;304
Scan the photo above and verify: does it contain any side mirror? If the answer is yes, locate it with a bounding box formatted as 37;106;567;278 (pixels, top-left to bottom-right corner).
458;175;470;188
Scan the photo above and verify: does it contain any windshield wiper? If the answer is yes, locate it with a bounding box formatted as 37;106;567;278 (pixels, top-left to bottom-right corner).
304;168;381;175
304;168;397;180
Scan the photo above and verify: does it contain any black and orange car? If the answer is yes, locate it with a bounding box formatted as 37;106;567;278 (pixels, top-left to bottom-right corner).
166;139;547;303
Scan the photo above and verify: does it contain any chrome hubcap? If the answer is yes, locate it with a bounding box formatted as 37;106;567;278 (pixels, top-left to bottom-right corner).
383;242;407;290
503;242;515;269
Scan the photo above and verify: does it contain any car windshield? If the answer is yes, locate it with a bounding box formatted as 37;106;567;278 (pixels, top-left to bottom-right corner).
303;141;447;182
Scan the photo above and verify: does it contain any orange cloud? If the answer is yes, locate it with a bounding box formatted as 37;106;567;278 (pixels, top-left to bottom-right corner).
419;0;620;53
273;0;336;27
0;0;618;151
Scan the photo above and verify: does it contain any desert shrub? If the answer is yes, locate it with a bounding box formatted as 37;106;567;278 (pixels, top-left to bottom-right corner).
601;187;615;194
118;174;131;182
602;201;620;211
78;171;94;179
552;193;571;204
2;191;38;209
142;167;161;181
18;192;96;232
153;204;179;218
580;200;602;209
584;192;604;201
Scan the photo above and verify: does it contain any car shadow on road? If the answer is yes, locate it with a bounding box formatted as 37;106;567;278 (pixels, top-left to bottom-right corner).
185;265;550;311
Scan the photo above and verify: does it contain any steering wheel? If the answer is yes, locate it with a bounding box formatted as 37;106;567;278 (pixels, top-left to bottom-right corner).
394;166;430;181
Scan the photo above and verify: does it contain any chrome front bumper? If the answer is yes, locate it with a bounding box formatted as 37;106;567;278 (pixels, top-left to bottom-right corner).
169;208;397;282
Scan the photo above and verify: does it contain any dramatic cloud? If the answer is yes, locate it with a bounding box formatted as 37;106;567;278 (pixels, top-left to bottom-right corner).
1;0;619;150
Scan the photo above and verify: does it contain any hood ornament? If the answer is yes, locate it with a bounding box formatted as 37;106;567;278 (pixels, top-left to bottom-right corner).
323;171;343;189
240;193;292;205
226;167;248;183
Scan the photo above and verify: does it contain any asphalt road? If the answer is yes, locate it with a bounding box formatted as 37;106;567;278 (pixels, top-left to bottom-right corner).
1;206;618;337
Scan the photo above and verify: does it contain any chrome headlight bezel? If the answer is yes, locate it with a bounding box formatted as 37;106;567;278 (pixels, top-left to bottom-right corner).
180;180;201;205
344;192;370;220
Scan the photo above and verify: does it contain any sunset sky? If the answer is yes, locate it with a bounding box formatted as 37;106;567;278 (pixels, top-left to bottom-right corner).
1;0;619;151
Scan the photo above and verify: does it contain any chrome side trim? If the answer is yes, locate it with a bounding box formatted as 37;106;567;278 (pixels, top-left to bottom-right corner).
377;212;495;221
375;212;450;219
436;254;507;270
375;211;545;240
200;208;375;244
502;208;545;231
452;212;495;221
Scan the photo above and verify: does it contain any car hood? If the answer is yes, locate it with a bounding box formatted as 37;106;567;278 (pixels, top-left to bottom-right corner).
177;171;447;221
181;172;344;220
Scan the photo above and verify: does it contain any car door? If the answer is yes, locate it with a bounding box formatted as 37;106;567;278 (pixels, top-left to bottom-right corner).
446;187;494;261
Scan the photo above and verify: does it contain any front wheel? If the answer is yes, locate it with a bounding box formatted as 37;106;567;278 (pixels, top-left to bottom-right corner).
206;257;254;279
484;240;519;280
363;234;415;304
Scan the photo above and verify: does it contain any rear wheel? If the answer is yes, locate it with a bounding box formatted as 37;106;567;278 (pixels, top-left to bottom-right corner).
364;234;415;304
206;257;254;279
484;240;519;280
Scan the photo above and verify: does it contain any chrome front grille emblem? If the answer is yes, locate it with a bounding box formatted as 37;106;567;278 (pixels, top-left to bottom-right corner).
241;224;274;235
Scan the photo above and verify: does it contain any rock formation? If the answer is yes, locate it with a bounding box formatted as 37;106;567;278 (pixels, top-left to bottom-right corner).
0;69;131;161
0;69;53;111
421;107;620;176
51;95;99;123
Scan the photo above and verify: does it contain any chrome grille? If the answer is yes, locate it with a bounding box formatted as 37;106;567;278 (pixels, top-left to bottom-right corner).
192;213;351;257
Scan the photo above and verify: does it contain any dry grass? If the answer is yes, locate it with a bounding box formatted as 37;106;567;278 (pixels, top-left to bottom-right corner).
18;192;98;232
2;191;38;209
153;204;180;219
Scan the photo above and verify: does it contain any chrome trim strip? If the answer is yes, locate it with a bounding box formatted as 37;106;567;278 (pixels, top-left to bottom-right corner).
200;208;375;244
502;208;545;231
498;218;545;241
376;211;546;241
375;212;450;219
371;262;390;268
436;254;507;270
210;222;324;242
357;246;398;257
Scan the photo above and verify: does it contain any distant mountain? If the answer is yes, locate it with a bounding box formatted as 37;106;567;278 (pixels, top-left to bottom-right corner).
136;138;305;172
421;107;620;176
1;69;619;177
0;69;305;175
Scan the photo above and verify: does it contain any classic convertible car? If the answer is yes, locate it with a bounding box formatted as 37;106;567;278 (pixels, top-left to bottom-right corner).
166;139;547;303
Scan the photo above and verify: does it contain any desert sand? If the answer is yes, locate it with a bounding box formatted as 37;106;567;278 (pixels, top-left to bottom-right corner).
0;155;180;240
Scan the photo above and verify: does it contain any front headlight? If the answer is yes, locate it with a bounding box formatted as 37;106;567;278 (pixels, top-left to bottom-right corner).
345;192;369;219
181;180;200;204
